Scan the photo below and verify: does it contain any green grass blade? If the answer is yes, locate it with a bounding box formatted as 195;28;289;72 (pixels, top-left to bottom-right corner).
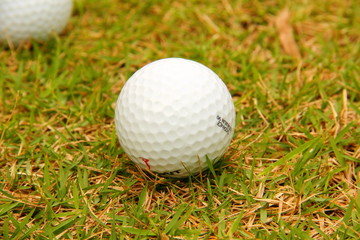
260;137;321;175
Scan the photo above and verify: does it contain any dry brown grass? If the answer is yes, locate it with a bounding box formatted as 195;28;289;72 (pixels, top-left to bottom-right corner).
1;0;359;239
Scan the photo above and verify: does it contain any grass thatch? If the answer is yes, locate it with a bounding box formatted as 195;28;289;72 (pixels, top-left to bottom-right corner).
0;0;359;239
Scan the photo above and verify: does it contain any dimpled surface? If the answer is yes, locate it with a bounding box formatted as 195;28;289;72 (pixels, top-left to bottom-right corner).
115;58;236;178
0;0;72;44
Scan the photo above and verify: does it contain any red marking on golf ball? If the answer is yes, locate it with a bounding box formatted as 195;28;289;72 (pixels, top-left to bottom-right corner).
141;158;151;169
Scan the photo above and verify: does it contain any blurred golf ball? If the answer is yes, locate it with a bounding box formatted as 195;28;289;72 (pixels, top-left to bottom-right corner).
0;0;73;45
115;58;236;178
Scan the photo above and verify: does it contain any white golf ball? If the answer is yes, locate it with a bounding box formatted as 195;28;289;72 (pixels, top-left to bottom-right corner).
115;58;236;178
0;0;73;45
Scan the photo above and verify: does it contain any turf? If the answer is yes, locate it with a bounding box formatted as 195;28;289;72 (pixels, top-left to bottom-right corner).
0;0;359;239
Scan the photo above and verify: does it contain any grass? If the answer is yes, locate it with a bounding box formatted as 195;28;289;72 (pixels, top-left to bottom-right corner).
0;0;359;239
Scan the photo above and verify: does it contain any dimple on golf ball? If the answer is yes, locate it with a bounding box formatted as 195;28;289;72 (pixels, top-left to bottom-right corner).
115;58;236;178
0;0;73;45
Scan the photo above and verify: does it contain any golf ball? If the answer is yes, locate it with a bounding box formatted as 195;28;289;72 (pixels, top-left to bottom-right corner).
0;0;73;45
115;58;236;178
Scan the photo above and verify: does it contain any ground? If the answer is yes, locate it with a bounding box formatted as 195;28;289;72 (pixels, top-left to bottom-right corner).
0;0;359;239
